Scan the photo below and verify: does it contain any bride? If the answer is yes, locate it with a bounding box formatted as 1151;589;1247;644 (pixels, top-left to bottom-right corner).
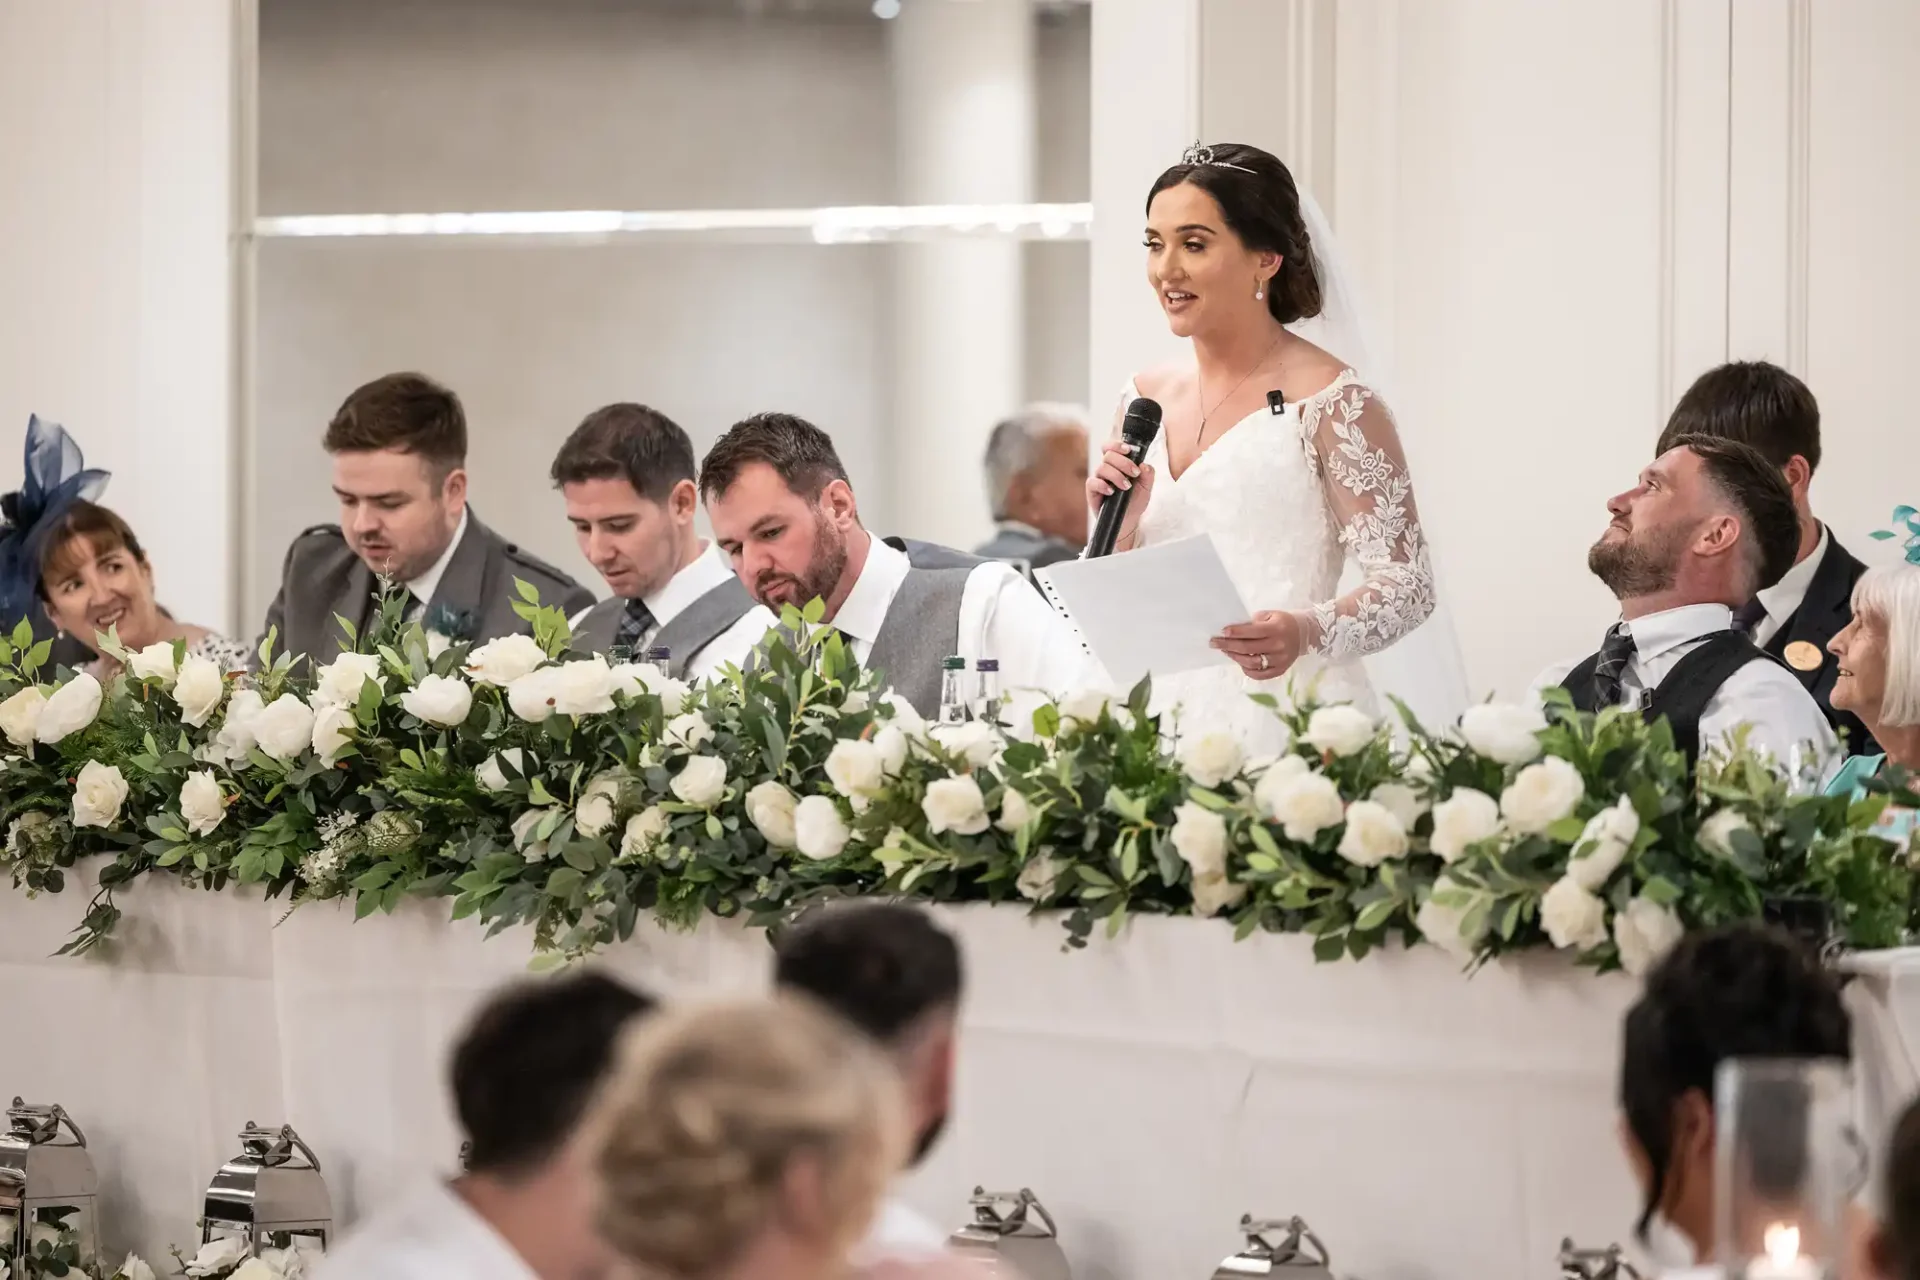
1089;142;1467;748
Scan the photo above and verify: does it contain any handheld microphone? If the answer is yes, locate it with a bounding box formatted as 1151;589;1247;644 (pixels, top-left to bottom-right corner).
1085;397;1162;558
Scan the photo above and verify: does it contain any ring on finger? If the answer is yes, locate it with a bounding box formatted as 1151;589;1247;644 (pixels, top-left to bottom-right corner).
1258;653;1270;672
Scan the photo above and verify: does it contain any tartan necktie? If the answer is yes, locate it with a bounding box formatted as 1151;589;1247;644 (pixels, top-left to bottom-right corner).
612;597;657;653
1592;623;1637;707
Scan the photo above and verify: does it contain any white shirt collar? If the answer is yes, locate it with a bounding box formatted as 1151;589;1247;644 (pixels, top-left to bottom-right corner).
1623;602;1734;662
404;509;470;607
1754;522;1829;621
830;533;909;645
640;541;731;628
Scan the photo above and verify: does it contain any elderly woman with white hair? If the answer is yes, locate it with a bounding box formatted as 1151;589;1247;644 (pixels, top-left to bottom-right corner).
1824;558;1920;842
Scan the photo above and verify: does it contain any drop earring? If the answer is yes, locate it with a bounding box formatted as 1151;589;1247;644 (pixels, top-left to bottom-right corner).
1254;281;1265;301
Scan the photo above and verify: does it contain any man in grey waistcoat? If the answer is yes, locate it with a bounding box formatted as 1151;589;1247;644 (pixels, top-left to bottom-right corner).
699;412;1093;718
972;403;1090;578
553;402;772;680
260;372;594;669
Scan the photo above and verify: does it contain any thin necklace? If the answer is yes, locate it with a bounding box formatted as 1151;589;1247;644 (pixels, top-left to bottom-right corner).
1196;330;1284;445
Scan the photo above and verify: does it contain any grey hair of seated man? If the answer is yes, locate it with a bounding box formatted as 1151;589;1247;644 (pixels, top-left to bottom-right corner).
983;403;1091;523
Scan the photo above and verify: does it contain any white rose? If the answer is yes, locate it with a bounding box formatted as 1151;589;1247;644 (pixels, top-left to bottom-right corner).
71;760;129;828
1016;854;1065;902
1267;770;1345;843
230;1258;278;1280
1698;808;1757;860
186;1237;247;1277
425;631;452;660
1177;730;1246;788
930;720;1001;769
512;808;554;862
1369;782;1429;831
997;787;1032;832
0;686;45;747
1614;894;1687;977
576;771;624;838
666;711;713;750
507;666;563;723
121;1254;157;1280
1303;704;1376;757
312;652;384;710
172;654;226;728
1541;875;1609;951
745;780;799;848
794;794;852;859
252;693;317;761
1416;877;1488;962
1170;800;1230;879
401;673;474;727
1500;756;1586;835
465;633;547;687
128;640;181;685
1057;688;1116;730
1336;799;1409;867
29;1220;61;1250
874;725;911;775
620;806;672;860
209;688;266;764
309;703;357;767
1252;754;1311;819
670;755;728;807
1191;872;1249;918
612;663;691;716
551;657;618;717
1459;701;1547;765
1568;795;1640;891
881;691;927;738
179;770;226;837
36;672;102;743
477;748;525;793
1428;788;1501;863
922;773;990;836
825;738;887;798
842;689;871;715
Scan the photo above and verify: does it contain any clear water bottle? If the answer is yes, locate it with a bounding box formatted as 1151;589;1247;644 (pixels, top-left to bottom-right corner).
973;658;1002;727
938;656;971;725
644;646;672;680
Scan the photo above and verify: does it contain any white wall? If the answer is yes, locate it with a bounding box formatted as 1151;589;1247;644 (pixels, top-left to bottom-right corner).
251;0;1092;632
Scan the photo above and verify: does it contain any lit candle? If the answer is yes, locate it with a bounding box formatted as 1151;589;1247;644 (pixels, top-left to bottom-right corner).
1745;1223;1821;1280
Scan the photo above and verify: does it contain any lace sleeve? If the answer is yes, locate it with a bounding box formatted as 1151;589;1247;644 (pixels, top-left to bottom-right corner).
1293;379;1438;659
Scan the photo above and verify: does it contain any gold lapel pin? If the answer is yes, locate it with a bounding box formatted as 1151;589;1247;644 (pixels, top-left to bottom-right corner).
1784;640;1824;672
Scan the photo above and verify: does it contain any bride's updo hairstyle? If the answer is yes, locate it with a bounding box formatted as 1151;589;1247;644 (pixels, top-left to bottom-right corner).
589;997;909;1280
1148;142;1323;325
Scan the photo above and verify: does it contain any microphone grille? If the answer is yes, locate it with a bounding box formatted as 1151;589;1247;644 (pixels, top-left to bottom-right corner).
1121;397;1163;443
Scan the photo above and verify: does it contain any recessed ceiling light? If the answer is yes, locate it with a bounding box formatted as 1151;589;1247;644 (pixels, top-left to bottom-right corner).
872;0;901;17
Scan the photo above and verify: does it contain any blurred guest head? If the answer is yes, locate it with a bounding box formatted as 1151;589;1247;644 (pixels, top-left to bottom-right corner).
589;997;908;1280
451;969;654;1280
1872;1091;1920;1280
1616;924;1850;1266
325;372;469;583
774;903;963;1168
1145;142;1321;340
983;405;1091;547
1830;563;1920;763
36;500;163;653
552;403;702;600
1657;362;1822;536
700;413;859;614
1589;436;1800;614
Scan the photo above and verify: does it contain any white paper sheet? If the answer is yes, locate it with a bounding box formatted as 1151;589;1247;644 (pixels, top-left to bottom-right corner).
1036;534;1251;690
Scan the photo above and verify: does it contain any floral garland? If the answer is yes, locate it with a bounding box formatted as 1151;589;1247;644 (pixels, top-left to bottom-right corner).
0;1207;150;1280
0;587;1912;973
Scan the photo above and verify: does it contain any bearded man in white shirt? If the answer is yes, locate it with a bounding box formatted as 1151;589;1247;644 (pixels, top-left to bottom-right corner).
1532;435;1838;781
774;902;961;1263
553;403;774;680
700;412;1093;717
313;971;653;1280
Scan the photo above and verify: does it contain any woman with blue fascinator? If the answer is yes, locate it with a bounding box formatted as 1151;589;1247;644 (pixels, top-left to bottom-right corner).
1821;504;1920;843
0;417;249;678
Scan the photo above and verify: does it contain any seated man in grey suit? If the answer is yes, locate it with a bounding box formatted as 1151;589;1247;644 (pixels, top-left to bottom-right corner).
261;372;594;667
972;403;1090;575
553;402;773;680
701;412;1093;718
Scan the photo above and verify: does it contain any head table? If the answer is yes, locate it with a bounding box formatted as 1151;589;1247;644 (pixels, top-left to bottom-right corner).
2;870;1915;1280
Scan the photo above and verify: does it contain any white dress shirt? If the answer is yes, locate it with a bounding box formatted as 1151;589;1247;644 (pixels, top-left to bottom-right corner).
1745;523;1829;647
404;509;471;614
569;543;777;681
852;1197;950;1265
830;536;1096;699
310;1179;534;1280
1530;603;1838;785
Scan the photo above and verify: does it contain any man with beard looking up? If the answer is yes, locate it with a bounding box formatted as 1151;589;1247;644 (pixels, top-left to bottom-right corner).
1531;435;1836;782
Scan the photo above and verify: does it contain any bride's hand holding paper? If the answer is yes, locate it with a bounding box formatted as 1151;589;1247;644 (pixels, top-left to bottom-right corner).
1211;609;1304;681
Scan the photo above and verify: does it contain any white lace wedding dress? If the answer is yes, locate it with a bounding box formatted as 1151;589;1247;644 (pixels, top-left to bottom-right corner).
1129;368;1438;751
